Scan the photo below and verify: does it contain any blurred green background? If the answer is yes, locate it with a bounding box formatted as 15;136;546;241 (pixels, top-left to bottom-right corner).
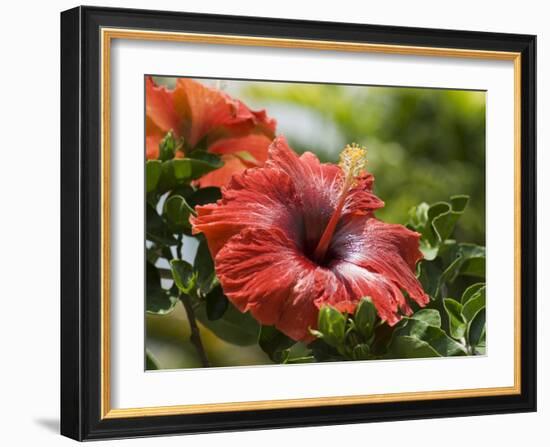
147;77;486;370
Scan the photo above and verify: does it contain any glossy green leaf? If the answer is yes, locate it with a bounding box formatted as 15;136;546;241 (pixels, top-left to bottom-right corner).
354;297;377;340
205;285;229;321
410;308;441;328
443;298;466;339
432;195;469;243
146;203;177;245
195;302;260;346
461;282;486;304
193;236;216;295
158;131;176;161
393;318;467;356
146;160;162;193
410;196;469;260
318;306;346;348
439;243;486;286
164;195;194;231
461;287;486;322
388;336;441;359
468;308;486;348
170;259;196;294
280;342;314;364
418;259;443;297
172;152;223;181
259;325;295;363
352;343;372;360
146;261;177;314
408;202;429;230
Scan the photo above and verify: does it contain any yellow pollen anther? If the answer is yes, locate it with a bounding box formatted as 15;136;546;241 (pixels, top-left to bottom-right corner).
339;143;368;177
339;143;368;181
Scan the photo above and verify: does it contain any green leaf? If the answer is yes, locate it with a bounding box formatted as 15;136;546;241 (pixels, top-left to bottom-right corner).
432;195;469;243
170;260;196;294
259;325;295;363
195;302;260;346
352;343;372;360
146;160;162;193
418;260;443;297
146;261;177;314
461;282;485;304
410;308;441;328
193;236;216;295
280;342;314;364
443;298;466;339
164;195;194;231
205;285;229;321
154;154;223;192
408;202;429;230
172;152;223;181
461;287;486;322
409;196;469;260
318;306;346;348
387;336;441;359
439;243;486;287
354;297;377;340
146;203;177;245
186;187;222;208
145;349;160;370
468;308;486;348
393;318;467;356
308;338;344;362
158;131;176;161
461;256;486;277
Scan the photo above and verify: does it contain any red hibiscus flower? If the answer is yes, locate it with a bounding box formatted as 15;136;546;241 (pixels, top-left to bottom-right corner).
146;76;277;187
191;136;429;341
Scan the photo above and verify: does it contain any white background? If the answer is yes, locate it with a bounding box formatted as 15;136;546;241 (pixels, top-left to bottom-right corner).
111;40;515;408
0;0;547;445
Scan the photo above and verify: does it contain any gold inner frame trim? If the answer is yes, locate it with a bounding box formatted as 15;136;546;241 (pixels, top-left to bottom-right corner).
100;27;522;419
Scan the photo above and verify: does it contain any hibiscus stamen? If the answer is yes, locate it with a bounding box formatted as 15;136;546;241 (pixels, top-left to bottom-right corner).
313;143;368;263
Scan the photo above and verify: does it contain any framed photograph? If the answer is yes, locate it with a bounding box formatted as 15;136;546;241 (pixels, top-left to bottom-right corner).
60;6;536;441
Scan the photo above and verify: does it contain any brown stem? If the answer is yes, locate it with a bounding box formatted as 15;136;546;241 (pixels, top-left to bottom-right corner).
179;293;210;367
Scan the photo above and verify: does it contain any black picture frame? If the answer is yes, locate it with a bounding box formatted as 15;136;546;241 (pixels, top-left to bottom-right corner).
61;5;536;441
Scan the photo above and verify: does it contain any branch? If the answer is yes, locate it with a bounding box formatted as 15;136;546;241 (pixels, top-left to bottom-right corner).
179;292;210;368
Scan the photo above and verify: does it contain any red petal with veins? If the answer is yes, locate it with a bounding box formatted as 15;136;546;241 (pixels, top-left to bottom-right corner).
216;228;347;341
145;77;180;140
191;165;302;257
330;261;413;326
145;135;161;160
197;134;274;188
330;216;429;316
172;79;276;148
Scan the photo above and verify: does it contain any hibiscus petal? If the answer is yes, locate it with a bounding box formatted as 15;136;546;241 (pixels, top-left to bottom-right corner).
343;174;385;216
145;135;161;160
145;77;180;139
216;228;354;341
330;261;413;325
172;79;276;148
207;134;273;163
215;228;320;340
197;134;274;187
191;166;303;257
331;217;429;310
